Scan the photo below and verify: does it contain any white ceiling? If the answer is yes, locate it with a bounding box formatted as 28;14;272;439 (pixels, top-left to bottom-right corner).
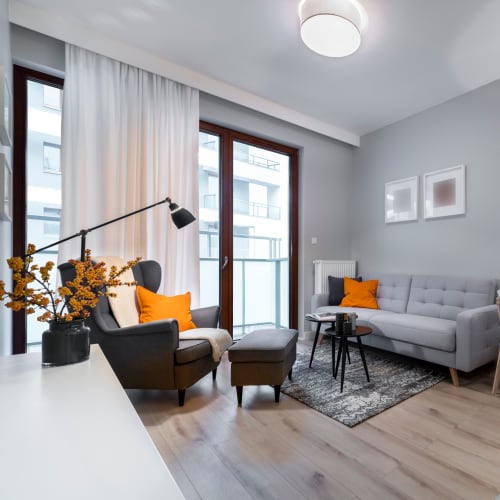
10;0;500;144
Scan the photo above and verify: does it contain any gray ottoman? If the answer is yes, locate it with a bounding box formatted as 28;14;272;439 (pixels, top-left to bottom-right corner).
228;328;298;406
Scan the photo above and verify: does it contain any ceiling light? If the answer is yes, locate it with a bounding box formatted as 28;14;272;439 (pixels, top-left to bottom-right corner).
299;0;365;58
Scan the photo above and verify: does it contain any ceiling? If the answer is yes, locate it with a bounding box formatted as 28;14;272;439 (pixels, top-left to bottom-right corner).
10;0;500;144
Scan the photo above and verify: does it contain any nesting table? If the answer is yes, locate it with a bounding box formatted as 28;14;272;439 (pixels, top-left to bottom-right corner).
306;315;372;392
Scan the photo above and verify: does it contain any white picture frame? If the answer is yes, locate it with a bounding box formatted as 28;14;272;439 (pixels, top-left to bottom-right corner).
385;176;418;223
0;66;13;147
0;153;12;221
424;165;465;219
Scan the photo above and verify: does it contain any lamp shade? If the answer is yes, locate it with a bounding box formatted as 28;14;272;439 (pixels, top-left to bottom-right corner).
299;0;363;57
168;200;196;229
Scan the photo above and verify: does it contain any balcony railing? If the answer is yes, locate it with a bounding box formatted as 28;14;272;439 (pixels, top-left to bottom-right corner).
200;257;289;339
234;149;280;170
203;195;280;220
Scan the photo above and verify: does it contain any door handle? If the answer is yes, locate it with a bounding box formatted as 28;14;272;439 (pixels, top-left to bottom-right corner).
221;256;229;270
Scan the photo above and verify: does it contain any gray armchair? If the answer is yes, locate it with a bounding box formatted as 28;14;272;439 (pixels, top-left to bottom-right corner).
58;260;221;406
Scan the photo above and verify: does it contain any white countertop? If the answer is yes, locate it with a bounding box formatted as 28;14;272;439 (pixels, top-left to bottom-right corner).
0;345;184;500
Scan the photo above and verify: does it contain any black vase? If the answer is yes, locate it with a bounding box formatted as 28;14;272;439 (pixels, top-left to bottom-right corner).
41;319;90;367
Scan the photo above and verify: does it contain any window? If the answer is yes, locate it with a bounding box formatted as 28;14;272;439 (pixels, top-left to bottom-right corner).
43;142;61;174
43;207;61;235
43;84;62;110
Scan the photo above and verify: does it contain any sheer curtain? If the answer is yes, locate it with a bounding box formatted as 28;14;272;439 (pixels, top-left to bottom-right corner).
60;45;200;302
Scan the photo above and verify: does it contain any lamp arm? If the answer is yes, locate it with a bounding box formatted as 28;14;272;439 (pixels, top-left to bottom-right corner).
28;197;172;260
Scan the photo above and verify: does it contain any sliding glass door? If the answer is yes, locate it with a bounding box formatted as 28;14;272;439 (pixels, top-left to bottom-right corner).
198;122;298;338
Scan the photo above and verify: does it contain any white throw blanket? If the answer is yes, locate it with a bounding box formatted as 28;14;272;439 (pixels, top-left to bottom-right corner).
97;256;139;327
180;328;233;362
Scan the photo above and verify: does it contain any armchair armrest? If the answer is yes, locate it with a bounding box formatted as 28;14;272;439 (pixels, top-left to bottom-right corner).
456;305;500;372
191;305;220;328
93;318;180;389
311;293;329;312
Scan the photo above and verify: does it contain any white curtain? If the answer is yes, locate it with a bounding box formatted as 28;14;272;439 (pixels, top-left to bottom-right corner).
60;45;200;303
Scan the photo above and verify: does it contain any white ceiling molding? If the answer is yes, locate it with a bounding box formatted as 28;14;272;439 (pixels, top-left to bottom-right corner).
9;1;360;146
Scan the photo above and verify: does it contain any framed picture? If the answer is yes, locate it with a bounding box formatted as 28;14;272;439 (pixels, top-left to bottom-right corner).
424;165;465;219
0;153;12;221
385;176;418;223
0;66;13;147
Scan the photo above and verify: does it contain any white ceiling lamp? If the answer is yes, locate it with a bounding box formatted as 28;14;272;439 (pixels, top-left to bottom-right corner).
299;0;366;58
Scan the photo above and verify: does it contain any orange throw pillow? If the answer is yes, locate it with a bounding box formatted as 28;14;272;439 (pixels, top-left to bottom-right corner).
339;277;379;309
136;286;196;331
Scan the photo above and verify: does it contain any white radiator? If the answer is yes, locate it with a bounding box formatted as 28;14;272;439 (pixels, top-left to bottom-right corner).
313;260;357;294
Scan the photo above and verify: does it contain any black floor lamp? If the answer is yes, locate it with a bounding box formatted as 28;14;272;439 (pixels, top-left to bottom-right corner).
29;197;196;260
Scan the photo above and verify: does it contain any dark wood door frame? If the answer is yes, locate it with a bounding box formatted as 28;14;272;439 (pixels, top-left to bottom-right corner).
12;65;64;354
199;121;299;334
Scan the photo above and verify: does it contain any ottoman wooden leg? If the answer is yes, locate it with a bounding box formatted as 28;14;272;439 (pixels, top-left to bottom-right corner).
288;368;293;380
274;385;281;403
236;386;243;406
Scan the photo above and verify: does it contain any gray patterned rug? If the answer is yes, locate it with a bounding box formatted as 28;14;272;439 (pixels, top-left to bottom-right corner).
281;340;447;427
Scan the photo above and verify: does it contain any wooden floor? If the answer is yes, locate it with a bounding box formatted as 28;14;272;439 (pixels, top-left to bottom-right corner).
128;341;500;500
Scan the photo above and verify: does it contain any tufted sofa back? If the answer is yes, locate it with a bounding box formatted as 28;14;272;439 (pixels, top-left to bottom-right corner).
406;275;496;320
364;273;412;313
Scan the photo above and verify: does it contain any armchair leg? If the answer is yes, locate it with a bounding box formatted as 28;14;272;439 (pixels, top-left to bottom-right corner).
212;368;217;381
274;385;281;403
178;389;186;407
449;367;459;387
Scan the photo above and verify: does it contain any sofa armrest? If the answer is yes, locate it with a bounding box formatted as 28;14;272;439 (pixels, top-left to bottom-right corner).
455;305;500;372
311;293;329;312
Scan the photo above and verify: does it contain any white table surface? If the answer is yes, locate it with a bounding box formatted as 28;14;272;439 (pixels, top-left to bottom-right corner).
0;345;184;500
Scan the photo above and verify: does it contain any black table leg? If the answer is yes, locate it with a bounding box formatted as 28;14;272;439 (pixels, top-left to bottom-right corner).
331;335;336;376
334;335;343;378
309;322;321;368
340;337;348;392
357;337;370;382
346;342;351;364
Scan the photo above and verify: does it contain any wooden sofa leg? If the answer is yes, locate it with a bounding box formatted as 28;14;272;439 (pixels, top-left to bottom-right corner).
236;386;243;407
212;368;217;381
492;349;500;395
178;389;186;407
449;367;459;387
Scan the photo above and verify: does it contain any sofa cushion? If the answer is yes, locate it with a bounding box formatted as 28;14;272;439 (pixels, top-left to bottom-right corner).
364;273;412;313
407;275;496;321
315;305;389;323
340;277;379;309
328;276;345;305
370;313;456;352
328;276;362;305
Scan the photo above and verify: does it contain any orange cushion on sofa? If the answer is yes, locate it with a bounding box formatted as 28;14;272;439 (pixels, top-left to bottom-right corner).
339;277;379;309
136;286;196;331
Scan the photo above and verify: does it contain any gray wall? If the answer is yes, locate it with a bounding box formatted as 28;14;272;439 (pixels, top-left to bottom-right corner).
352;79;500;280
11;24;65;77
0;0;12;356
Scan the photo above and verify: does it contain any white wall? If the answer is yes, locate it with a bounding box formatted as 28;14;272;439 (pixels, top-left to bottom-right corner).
0;0;12;355
352;79;500;280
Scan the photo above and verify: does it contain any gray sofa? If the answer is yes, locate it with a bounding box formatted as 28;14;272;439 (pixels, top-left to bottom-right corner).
311;273;500;384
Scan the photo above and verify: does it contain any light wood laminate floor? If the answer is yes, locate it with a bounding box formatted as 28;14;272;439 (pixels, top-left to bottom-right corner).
128;341;500;500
